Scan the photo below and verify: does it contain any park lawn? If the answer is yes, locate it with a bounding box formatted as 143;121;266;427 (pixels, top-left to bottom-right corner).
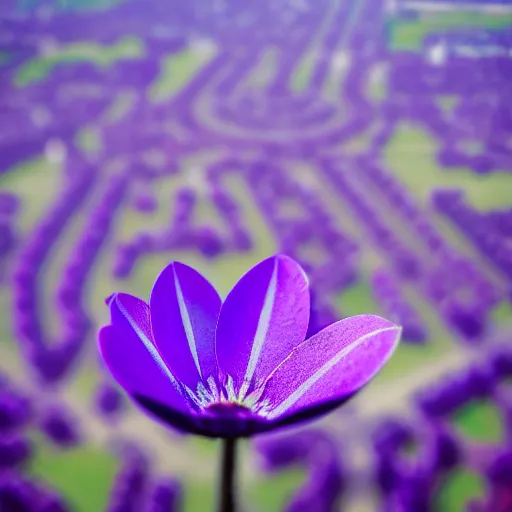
27;435;119;512
14;37;144;86
103;91;137;123
0;50;11;65
247;47;278;88
451;399;505;444
183;480;216;512
290;52;315;92
183;467;305;512
381;276;461;376
61;0;125;11
191;436;218;456
323;62;346;99
389;11;512;51
367;72;386;102
436;95;458;113
373;322;452;383
0;292;13;352
248;468;306;512
0;156;61;232
385;124;512;211
75;126;102;155
343;130;372;153
20;0;125;11
149;49;216;101
434;468;487;512
336;279;380;318
490;299;512;325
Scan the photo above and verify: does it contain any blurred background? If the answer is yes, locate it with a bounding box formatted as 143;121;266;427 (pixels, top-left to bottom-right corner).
1;0;512;510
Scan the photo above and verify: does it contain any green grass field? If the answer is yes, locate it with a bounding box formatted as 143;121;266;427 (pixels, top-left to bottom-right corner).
388;10;512;51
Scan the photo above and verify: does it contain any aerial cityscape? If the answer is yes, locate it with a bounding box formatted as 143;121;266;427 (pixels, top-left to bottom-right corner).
0;0;511;510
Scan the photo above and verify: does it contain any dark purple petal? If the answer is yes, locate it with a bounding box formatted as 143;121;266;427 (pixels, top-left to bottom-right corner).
432;425;461;471
215;255;310;397
487;450;512;486
149;262;221;389
38;405;81;448
0;476;35;511
34;492;69;512
133;393;273;437
106;446;149;512
99;307;190;416
94;381;126;419
132;394;209;435
256;430;322;470
257;430;345;511
0;389;33;430
147;478;182;512
0;434;32;469
261;315;401;423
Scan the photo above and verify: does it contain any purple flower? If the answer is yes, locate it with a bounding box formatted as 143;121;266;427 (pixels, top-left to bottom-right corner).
99;255;401;437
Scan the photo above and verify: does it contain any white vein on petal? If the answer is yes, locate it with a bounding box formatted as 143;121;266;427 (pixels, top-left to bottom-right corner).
254;398;273;417
207;376;220;402
184;385;204;408
225;375;238;402
239;258;278;399
244;386;265;409
173;267;202;378
267;326;400;419
116;296;181;393
196;381;214;404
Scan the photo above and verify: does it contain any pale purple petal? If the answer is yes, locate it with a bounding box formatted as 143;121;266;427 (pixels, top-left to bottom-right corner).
99;294;189;415
261;315;401;421
215;255;310;398
149;262;221;390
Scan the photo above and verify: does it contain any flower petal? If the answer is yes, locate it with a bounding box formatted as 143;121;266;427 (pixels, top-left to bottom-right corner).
261;315;401;422
215;255;310;398
99;294;189;415
130;393;205;435
132;393;273;438
149;262;221;390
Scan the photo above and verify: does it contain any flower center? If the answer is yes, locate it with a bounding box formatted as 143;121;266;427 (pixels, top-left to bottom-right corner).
204;402;253;417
